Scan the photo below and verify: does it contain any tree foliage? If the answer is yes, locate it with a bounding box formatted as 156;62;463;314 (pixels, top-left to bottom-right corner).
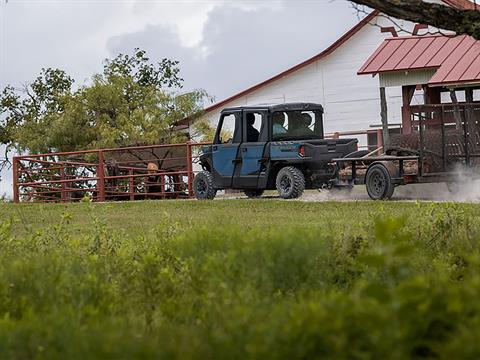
0;48;212;155
350;0;480;39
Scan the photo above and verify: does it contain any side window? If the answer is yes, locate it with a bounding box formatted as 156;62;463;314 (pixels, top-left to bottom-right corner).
245;112;265;143
272;111;287;138
216;113;241;144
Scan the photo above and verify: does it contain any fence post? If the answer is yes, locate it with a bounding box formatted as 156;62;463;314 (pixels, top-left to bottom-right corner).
129;169;135;201
97;150;106;202
186;141;194;197
12;157;19;203
376;128;383;149
60;162;67;202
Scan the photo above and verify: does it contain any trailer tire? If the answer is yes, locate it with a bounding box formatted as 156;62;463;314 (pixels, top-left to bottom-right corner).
276;166;305;199
244;190;264;198
193;171;217;200
446;182;461;194
366;164;394;200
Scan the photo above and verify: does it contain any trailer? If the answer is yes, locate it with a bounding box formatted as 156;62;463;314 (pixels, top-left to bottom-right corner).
336;34;480;200
333;103;480;199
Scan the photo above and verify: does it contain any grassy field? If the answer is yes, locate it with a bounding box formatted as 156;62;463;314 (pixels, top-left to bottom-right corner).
1;199;480;359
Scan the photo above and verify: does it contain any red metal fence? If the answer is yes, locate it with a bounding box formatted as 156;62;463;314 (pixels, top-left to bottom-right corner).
13;142;208;203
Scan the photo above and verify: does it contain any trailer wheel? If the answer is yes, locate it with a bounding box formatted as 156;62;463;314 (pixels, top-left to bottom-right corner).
446;182;461;194
276;166;305;199
193;171;217;200
366;164;394;200
244;190;264;198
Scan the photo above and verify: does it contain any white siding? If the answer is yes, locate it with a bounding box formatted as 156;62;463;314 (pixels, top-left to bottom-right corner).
194;15;434;143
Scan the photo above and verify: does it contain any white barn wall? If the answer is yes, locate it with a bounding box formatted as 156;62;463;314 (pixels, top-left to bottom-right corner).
195;15;428;143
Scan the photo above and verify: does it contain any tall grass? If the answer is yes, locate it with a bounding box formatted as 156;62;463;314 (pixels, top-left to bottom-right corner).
0;201;479;358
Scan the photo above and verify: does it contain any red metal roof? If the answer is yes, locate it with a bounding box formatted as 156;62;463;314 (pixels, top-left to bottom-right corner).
358;34;480;87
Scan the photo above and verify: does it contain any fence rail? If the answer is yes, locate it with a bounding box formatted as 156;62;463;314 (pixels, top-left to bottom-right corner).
13;142;209;203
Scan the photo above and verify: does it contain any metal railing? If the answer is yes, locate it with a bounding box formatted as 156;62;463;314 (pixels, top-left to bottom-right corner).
408;103;480;173
13;142;209;203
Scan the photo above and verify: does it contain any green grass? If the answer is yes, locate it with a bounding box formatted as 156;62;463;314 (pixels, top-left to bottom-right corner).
0;199;480;359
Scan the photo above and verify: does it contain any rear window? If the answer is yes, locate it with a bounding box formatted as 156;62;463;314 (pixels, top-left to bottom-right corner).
272;110;323;141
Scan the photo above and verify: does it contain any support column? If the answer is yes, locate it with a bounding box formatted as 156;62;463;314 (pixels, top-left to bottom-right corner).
402;85;415;134
380;87;390;149
465;88;475;135
450;90;463;130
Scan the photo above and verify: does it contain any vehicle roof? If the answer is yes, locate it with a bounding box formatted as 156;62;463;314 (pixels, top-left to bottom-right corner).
221;102;324;113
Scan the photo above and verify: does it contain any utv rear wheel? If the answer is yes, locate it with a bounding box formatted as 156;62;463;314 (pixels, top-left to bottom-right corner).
276;166;305;199
193;171;217;200
244;190;264;198
366;164;394;200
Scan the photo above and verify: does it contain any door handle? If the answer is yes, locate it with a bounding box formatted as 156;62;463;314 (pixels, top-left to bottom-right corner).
213;145;218;151
242;148;248;152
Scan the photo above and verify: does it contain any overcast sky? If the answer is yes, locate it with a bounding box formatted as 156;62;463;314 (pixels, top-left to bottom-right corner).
0;0;361;100
0;0;362;196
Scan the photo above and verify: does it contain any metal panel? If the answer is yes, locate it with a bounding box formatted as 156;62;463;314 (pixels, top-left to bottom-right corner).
379;69;436;87
359;34;480;87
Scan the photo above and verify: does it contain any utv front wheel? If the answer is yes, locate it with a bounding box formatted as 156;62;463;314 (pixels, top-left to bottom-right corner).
244;190;264;198
276;166;305;199
193;171;217;200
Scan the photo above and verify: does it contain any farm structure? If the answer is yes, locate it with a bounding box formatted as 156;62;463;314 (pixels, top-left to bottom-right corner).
336;33;480;199
182;0;476;149
12;143;207;203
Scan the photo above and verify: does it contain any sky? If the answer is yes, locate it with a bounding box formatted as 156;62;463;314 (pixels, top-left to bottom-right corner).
0;0;362;196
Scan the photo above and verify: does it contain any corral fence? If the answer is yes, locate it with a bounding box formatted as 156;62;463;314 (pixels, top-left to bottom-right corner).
13;142;208;203
406;103;480;173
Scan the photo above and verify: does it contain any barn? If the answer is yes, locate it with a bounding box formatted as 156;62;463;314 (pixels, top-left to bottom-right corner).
186;0;476;146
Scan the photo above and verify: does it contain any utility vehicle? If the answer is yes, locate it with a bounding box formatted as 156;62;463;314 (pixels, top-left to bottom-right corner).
193;103;358;199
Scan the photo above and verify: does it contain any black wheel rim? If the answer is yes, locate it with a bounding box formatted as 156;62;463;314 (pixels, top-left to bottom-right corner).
196;178;207;196
280;175;292;194
369;170;385;198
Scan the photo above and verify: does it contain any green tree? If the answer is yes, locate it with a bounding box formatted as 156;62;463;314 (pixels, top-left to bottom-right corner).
0;48;212;155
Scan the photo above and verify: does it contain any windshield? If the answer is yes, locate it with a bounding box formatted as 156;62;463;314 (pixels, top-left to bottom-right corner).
271;110;323;141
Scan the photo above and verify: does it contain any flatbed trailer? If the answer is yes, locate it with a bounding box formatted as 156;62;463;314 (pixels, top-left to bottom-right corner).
332;103;480;200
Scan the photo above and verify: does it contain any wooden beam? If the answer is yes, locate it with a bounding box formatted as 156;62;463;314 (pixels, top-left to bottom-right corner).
380;87;390;148
402;85;415;134
450;90;463;130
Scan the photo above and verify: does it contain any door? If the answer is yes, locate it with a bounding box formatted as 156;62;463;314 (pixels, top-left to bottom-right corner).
233;111;268;188
212;111;242;188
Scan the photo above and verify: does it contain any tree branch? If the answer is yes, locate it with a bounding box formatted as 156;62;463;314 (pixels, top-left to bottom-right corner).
349;0;480;39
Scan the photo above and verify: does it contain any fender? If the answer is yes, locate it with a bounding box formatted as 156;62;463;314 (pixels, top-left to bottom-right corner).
366;161;398;179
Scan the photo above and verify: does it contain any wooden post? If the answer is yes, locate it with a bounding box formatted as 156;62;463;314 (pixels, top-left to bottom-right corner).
186;141;194;197
401;85;415;134
450;90;463;130
380;87;390;149
465;88;475;135
97;150;106;202
60;162;67;202
12;157;19;203
129;169;135;201
376;128;383;149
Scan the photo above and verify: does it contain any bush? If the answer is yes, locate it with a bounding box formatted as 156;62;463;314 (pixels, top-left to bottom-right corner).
0;201;479;358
